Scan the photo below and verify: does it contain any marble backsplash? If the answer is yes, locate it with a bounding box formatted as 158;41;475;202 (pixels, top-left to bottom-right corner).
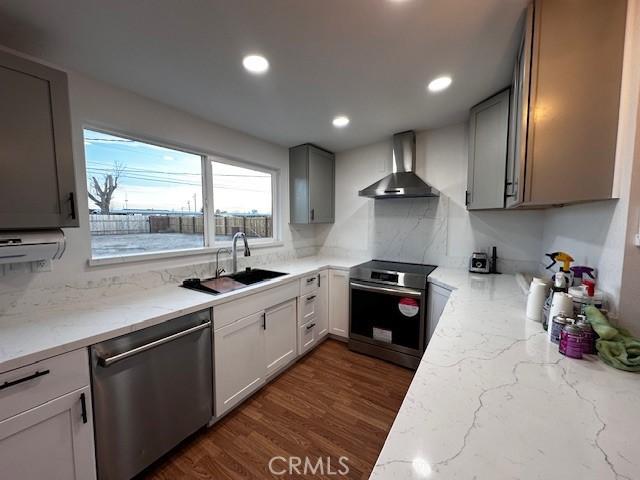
0;246;318;316
319;195;543;274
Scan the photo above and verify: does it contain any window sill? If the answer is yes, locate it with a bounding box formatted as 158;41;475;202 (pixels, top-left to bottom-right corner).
88;240;285;267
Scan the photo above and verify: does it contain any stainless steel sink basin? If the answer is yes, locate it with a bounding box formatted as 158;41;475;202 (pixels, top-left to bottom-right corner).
226;268;287;285
181;268;287;295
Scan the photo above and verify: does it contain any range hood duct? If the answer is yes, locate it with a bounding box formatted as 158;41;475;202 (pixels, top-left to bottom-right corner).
358;130;439;199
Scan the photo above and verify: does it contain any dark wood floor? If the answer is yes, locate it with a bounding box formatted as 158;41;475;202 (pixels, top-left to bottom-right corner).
143;339;414;480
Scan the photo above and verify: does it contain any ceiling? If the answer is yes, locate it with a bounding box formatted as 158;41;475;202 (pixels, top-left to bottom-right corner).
0;0;528;152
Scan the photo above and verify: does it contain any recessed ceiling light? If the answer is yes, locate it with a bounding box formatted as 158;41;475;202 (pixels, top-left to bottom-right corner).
242;54;269;74
427;76;452;92
332;115;350;128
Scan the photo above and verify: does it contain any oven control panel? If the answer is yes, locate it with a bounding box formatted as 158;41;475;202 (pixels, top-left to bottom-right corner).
370;271;398;283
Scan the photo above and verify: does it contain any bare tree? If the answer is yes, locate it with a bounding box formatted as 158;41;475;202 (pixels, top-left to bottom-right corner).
88;162;124;214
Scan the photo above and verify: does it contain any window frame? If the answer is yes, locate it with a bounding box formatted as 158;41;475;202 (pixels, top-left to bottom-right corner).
205;155;279;248
83;124;281;266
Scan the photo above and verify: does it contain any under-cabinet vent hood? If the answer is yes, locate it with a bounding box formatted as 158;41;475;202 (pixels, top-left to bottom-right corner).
0;229;66;265
358;131;439;199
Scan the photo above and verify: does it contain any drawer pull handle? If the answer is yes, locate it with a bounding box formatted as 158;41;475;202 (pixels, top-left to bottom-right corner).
306;295;316;301
306;277;316;284
306;323;316;330
0;369;50;391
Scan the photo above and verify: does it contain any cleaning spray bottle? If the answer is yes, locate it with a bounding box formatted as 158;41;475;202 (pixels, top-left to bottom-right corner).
545;252;574;286
542;271;568;330
570;265;595;287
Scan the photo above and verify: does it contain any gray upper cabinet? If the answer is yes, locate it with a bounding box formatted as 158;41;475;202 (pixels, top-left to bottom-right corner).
0;49;78;230
506;0;627;208
289;144;335;224
467;89;510;210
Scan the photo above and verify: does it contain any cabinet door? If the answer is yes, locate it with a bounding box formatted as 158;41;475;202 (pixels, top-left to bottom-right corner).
427;284;451;342
0;386;96;480
467;89;510;210
214;311;266;416
265;300;297;377
520;0;625;206
289;145;310;224
316;270;329;338
506;3;533;208
0;50;77;229
308;146;335;223
329;269;349;338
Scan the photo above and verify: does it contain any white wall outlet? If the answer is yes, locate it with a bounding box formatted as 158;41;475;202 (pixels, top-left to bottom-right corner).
31;259;52;273
635;233;640;247
7;262;28;274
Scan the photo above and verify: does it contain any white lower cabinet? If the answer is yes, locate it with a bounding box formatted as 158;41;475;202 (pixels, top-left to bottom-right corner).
329;269;350;338
265;299;297;377
427;283;452;341
213;281;301;417
0;386;95;480
316;270;329;338
0;349;96;480
214;310;266;416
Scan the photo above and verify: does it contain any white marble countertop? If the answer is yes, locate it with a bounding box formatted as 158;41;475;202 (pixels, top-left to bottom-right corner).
372;268;640;480
0;256;363;373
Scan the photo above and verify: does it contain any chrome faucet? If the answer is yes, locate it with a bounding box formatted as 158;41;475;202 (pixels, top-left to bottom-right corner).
231;232;251;273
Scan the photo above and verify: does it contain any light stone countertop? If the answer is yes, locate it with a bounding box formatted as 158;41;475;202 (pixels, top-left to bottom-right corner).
0;256;363;373
372;268;640;480
3;259;639;480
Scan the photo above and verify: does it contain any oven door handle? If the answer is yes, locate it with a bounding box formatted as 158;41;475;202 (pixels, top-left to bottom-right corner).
349;281;422;298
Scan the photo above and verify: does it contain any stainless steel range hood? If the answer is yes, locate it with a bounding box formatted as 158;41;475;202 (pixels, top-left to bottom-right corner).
358;130;439;199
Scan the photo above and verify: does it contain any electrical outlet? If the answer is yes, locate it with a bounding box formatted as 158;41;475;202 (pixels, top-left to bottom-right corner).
635;233;640;248
31;259;52;273
7;262;27;274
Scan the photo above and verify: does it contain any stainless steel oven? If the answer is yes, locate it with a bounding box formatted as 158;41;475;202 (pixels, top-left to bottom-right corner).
348;260;436;369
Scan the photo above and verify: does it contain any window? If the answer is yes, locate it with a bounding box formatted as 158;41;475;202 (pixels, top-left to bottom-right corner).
211;160;273;243
83;128;278;262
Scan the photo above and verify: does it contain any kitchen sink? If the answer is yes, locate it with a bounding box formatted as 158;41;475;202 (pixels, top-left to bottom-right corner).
226;268;287;285
181;268;287;295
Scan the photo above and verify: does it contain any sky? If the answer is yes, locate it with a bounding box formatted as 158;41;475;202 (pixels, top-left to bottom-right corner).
84;129;272;214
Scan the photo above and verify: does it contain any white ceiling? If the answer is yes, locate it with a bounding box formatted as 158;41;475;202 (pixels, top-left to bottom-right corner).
0;0;528;152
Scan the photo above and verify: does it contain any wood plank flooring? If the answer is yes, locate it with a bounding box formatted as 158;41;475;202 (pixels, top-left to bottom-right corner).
142;339;414;480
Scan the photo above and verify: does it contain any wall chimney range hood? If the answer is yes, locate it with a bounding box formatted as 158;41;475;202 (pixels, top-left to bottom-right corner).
358;131;439;199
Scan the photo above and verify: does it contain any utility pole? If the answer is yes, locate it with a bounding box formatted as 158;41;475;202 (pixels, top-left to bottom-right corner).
193;193;197;212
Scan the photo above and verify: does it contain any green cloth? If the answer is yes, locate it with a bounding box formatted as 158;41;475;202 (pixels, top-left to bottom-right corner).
585;305;640;372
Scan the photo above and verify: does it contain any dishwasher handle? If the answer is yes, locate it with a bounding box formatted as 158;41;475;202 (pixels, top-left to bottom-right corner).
96;321;211;367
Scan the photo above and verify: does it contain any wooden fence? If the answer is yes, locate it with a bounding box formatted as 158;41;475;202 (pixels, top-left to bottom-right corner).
89;214;149;235
90;214;272;238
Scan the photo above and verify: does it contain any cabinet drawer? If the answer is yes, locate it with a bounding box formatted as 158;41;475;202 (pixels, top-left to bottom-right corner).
298;321;317;357
0;348;89;422
214;281;299;330
298;293;318;326
299;272;319;296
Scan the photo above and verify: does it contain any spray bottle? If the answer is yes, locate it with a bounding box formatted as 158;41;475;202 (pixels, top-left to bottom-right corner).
545;252;574;286
570;265;595;287
542;271;569;330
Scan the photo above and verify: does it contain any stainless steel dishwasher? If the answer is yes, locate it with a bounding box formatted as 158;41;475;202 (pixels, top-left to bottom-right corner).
90;309;212;480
